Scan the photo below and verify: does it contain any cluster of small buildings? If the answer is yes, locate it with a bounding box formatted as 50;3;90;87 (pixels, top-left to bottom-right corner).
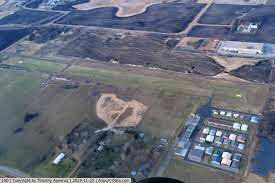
237;22;259;34
210;149;242;172
212;109;260;124
200;127;247;152
187;143;242;172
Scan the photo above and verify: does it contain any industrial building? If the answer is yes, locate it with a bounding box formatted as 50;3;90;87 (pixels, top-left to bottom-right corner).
218;41;264;55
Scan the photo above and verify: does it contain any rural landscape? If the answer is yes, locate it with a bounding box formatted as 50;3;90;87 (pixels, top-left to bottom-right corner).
0;0;275;182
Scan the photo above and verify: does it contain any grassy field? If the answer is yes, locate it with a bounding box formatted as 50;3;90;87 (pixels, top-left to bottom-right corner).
5;57;68;73
164;157;242;183
31;149;77;177
65;64;267;114
0;56;267;177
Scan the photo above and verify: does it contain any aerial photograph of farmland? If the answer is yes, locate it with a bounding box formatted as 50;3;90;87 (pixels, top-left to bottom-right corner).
0;0;275;182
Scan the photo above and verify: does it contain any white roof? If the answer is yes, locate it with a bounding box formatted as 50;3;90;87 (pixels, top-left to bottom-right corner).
53;153;65;165
202;127;210;134
226;112;232;117
233;123;241;130
220;111;225;115
206;135;214;142
241;124;248;131
229;134;237;141
222;152;232;159
221;158;232;166
220;41;264;51
216;131;223;137
233;113;239;118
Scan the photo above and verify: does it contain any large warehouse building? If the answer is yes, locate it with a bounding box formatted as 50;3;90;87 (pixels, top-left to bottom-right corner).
218;41;264;55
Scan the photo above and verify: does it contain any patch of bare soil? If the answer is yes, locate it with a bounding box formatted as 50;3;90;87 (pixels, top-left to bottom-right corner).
213;56;257;71
213;72;249;82
96;94;147;128
246;172;275;183
73;0;172;17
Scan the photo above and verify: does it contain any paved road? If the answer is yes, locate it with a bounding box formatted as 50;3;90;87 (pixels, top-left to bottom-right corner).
180;0;214;35
0;165;29;178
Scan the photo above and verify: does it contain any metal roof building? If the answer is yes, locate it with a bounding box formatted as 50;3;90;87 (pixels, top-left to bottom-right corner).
53;153;65;165
218;41;264;55
188;145;205;162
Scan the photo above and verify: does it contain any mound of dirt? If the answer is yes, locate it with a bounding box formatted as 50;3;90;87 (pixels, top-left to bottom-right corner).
96;94;147;128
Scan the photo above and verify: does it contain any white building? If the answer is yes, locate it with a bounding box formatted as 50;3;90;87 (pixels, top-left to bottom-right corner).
53;153;65;165
218;41;264;55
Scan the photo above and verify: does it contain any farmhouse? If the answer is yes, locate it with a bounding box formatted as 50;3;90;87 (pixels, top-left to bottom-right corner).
218;41;264;55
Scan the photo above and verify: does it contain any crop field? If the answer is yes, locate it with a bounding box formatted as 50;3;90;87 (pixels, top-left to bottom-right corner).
0;28;30;52
58;30;224;76
55;3;205;33
0;9;63;25
198;4;255;25
164;158;242;183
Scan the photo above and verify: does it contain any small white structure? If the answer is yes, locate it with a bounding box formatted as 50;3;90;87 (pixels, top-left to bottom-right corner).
233;123;241;130
241;124;248;131
229;134;237;141
226;112;232;117
216;130;223;137
222;152;232;160
220;111;226;115
202;127;210;135
212;110;219;115
233;113;239;118
206;135;215;142
221;158;232;167
53;153;65;165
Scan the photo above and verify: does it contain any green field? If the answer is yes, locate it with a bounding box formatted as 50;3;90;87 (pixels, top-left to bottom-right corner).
164;158;242;183
5;57;68;73
31;149;77;178
65;64;267;114
0;56;268;177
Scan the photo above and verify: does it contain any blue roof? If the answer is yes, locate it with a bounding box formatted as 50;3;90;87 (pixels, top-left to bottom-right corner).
212;156;221;162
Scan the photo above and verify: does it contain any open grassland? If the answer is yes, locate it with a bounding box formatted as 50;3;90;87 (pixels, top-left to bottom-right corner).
0;56;267;176
164;158;242;183
31;149;77;177
5;57;68;73
65;63;267;114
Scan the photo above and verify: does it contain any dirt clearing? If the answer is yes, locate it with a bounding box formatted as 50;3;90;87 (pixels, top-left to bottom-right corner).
96;93;147;128
73;0;172;17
